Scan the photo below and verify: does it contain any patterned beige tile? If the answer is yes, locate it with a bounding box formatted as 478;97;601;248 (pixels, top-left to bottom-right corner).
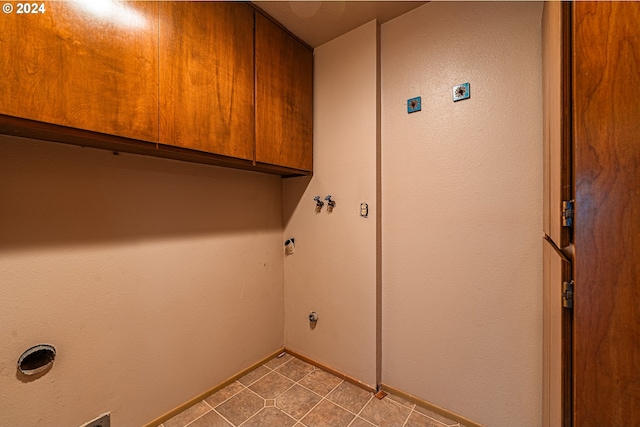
405;411;449;427
204;381;245;407
238;365;271;386
264;353;294;370
276;384;322;420
265;399;276;407
249;371;296;399
275;358;315;382
241;407;297;427
349;417;378;427
214;389;264;426
301;399;356;427
385;393;416;410
327;381;373;414
414;406;459;426
187;410;232;427
164;401;211;427
298;369;343;396
359;397;412;427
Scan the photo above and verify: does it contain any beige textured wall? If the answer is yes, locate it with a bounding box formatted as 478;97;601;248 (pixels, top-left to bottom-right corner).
381;2;543;426
283;21;378;387
0;137;284;427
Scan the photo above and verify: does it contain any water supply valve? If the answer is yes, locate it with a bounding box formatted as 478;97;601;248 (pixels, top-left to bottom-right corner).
313;196;324;213
325;195;336;213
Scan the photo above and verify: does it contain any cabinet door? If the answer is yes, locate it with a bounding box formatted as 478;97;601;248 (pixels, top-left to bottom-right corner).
543;238;572;427
0;1;159;142
542;1;572;247
159;2;254;160
255;14;313;171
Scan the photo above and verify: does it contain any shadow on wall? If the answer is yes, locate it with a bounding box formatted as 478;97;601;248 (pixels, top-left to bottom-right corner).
0;136;283;252
283;175;313;228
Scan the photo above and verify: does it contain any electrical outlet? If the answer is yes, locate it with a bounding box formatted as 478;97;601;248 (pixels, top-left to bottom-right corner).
79;413;110;427
360;203;369;218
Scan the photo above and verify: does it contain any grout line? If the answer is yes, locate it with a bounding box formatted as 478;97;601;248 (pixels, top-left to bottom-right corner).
386;395;416;412
324;383;376;418
328;396;369;417
181;405;213;427
326;379;347;396
237;405;297;427
212;407;237;427
347;394;375;427
241;367;273;387
401;410;411;427
296;396;328;423
295;381;334;400
207;381;247;409
291;379;346;423
269;354;294;371
270;367;304;387
245;386;269;402
294;366;316;383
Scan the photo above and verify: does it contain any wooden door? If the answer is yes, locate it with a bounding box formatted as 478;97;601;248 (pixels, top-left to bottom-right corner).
255;13;313;171
573;2;640;425
0;1;159;142
543;237;572;427
159;2;254;160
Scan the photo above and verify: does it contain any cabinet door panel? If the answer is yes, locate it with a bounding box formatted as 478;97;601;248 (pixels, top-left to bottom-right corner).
159;2;254;160
255;14;313;171
542;1;571;247
543;238;572;427
0;1;159;142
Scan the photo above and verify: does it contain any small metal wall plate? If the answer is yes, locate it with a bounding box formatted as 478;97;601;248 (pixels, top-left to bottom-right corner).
452;83;470;102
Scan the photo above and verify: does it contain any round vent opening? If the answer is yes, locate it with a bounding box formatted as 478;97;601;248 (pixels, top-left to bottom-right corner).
18;344;56;375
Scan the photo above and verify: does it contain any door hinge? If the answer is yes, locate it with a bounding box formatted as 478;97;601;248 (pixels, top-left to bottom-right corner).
562;280;574;308
562;199;574;227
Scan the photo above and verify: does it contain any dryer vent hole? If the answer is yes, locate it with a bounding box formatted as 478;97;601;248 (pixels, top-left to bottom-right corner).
18;344;56;375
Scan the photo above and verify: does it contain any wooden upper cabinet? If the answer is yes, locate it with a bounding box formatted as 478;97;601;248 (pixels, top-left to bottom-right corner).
0;2;159;142
159;2;254;160
255;13;313;172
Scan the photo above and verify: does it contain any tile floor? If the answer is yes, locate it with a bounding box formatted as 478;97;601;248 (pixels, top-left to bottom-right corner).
160;353;466;427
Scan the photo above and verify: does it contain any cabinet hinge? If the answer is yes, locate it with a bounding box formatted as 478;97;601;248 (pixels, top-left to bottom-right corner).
562;199;574;227
562;280;574;309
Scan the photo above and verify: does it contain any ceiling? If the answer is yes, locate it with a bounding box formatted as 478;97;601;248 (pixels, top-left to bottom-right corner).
252;1;426;48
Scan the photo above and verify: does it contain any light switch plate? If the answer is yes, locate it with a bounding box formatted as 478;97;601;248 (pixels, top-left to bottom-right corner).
407;97;421;113
453;83;470;102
